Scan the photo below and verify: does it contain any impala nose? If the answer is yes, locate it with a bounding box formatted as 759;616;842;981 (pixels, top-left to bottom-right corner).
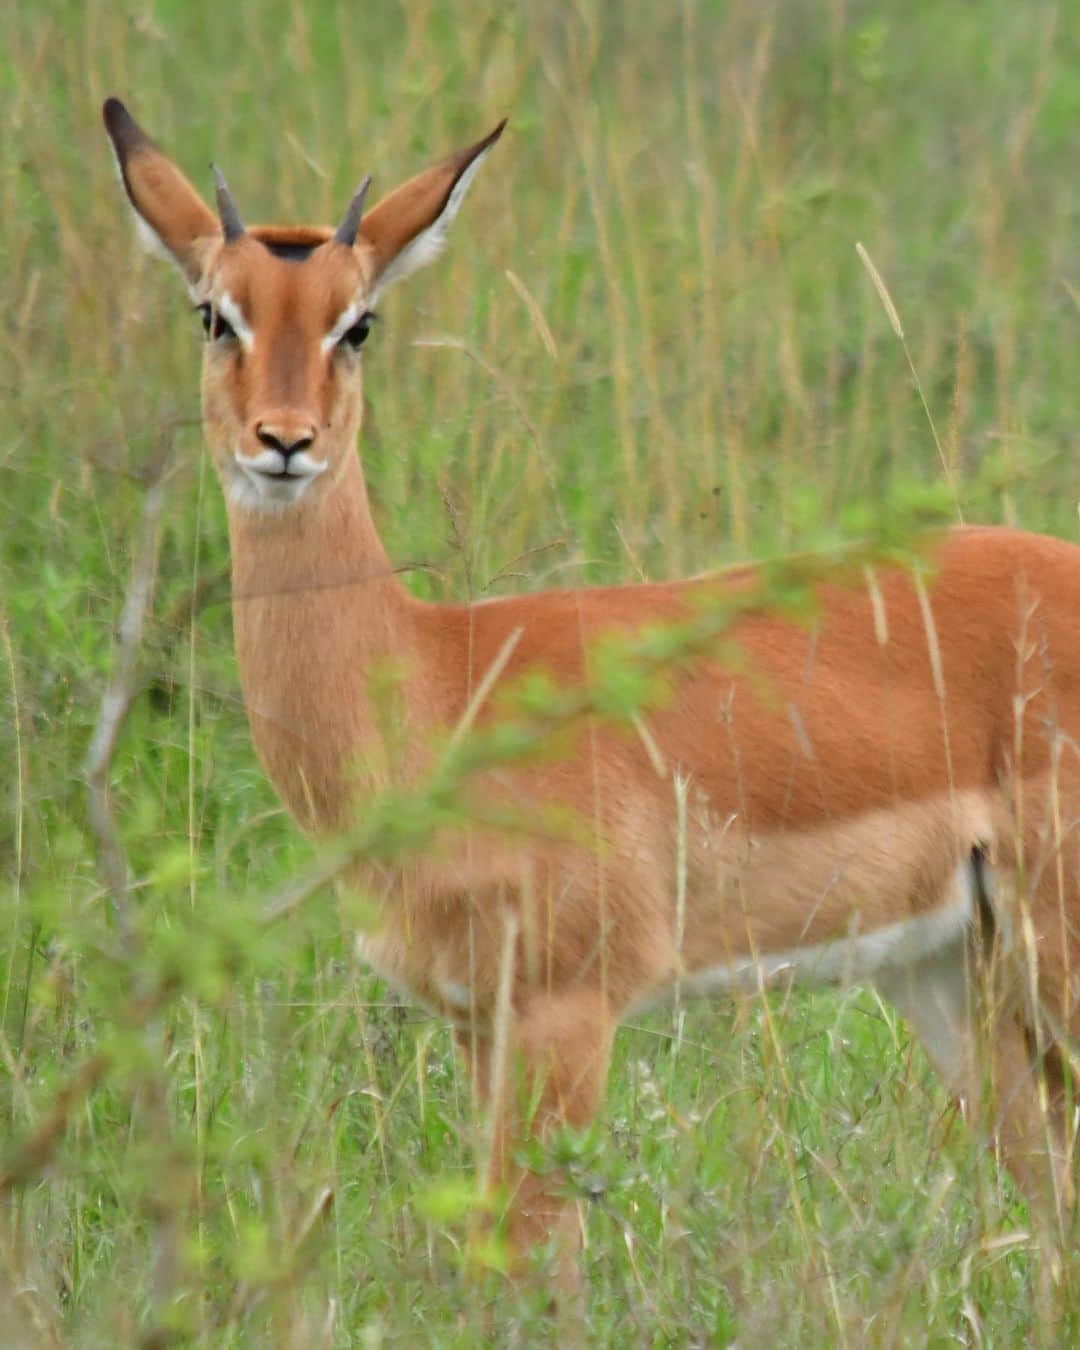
254;419;317;459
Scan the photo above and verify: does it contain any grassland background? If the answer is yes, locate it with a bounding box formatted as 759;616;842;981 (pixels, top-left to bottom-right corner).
1;0;1077;1343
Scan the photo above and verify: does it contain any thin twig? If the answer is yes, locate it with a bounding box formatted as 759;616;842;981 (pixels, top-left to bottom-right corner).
259;846;358;926
84;437;173;937
0;979;177;1193
0;608;26;1029
414;334;570;532
0;1052;109;1191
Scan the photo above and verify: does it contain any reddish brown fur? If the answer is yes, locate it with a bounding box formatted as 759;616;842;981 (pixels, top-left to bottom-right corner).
106;99;1080;1292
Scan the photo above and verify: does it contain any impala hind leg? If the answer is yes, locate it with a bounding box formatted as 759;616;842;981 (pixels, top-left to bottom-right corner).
876;910;1070;1279
458;988;614;1298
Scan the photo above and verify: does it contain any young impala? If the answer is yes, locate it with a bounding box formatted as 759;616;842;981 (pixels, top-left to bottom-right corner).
105;97;1079;1291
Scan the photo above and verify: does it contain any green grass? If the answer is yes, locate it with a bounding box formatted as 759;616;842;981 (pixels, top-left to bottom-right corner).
2;0;1078;1342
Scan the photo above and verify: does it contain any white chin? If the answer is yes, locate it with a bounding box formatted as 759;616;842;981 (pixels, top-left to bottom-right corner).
227;467;316;511
227;452;328;511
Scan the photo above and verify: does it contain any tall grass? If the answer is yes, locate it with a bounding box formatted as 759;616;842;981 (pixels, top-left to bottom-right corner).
1;0;1077;1342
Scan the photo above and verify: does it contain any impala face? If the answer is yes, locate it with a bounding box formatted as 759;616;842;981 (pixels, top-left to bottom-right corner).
193;228;375;510
103;98;504;514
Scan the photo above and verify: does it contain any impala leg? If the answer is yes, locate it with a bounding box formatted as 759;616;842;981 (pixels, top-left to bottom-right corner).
877;928;1069;1277
458;989;614;1296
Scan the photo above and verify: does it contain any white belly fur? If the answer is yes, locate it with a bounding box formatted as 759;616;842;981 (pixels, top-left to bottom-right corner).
677;859;977;1000
357;860;982;1024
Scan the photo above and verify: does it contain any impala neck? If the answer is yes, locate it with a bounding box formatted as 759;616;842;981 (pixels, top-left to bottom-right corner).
227;450;425;832
228;452;396;601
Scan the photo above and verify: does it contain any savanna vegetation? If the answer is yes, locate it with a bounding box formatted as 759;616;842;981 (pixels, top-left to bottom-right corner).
1;0;1077;1343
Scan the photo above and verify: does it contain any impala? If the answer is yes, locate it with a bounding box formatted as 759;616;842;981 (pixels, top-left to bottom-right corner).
104;97;1079;1292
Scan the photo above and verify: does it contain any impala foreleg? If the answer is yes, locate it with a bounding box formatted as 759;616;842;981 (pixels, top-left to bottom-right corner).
459;988;614;1292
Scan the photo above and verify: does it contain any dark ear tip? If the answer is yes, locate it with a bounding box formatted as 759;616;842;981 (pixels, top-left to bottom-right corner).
458;118;507;166
103;97;150;153
103;97;128;131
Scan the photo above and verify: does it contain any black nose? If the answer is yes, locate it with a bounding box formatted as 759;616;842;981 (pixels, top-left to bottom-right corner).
256;425;315;458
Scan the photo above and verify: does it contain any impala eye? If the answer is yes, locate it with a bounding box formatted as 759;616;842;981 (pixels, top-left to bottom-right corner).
339;311;376;352
197;303;237;343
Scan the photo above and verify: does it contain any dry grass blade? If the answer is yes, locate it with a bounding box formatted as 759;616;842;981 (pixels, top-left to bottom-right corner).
447;624;524;750
855;241;904;340
505;268;559;359
856;242;962;522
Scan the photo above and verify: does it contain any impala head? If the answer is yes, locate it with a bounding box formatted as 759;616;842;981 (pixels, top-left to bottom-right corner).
103;98;504;512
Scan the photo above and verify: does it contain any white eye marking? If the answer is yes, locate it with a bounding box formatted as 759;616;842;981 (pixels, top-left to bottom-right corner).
215;291;254;350
322;295;365;353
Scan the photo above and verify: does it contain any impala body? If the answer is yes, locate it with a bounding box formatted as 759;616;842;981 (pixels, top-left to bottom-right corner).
105;98;1079;1289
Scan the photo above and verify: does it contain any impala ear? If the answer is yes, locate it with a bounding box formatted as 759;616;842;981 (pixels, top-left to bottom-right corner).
359;120;507;304
103;98;220;286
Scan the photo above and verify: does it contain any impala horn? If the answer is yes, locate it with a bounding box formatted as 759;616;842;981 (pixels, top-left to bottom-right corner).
333;175;373;246
211;165;245;243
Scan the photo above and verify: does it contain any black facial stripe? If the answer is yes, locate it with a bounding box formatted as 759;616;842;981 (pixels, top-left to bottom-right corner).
262;240;319;262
